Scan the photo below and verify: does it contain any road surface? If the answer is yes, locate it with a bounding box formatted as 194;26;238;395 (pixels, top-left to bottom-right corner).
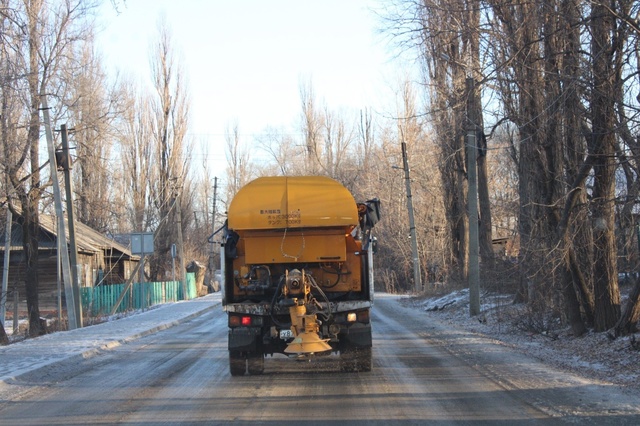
0;294;638;425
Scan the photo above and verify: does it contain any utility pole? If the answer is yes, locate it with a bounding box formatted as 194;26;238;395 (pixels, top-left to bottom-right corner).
60;124;82;327
41;96;78;329
174;182;186;297
1;209;11;326
467;77;481;317
210;177;218;274
56;219;62;325
401;142;422;293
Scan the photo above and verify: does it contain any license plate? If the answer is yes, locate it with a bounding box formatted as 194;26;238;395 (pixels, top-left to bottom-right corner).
279;329;293;339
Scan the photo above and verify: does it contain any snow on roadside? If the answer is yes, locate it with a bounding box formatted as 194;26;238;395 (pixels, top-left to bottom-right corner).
3;298;195;343
402;289;640;392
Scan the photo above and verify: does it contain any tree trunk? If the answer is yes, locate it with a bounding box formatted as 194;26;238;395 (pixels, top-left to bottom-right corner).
21;198;44;337
568;247;594;325
613;278;640;337
186;260;207;297
558;0;594;333
563;260;587;337
0;325;8;345
467;1;492;266
590;2;620;332
477;134;493;265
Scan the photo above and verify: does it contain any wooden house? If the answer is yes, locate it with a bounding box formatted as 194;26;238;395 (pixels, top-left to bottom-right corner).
0;209;140;306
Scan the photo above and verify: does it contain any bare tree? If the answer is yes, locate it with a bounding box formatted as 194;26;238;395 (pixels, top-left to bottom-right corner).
255;126;302;176
147;18;191;281
612;0;640;335
414;0;472;280
118;80;154;233
589;0;622;331
300;78;323;174
357;108;375;173
64;39;122;233
0;0;98;336
378;0;631;335
322;106;355;181
225;121;251;202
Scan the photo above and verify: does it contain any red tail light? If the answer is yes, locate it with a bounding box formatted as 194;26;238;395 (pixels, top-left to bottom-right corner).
229;314;264;327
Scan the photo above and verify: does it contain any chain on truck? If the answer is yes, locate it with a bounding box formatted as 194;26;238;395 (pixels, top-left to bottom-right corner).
220;176;380;376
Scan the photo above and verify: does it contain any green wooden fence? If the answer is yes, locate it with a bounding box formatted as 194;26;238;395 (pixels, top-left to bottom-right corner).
81;272;197;316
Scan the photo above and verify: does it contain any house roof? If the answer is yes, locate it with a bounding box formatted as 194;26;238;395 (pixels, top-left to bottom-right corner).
2;207;138;260
38;213;137;258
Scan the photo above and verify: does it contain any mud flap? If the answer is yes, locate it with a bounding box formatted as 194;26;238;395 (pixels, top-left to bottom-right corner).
228;327;262;352
339;322;372;349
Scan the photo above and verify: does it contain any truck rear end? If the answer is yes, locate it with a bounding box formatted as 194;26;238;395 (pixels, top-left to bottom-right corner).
221;176;380;375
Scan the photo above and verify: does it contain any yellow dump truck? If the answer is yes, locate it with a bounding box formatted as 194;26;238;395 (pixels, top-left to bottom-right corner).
222;176;380;375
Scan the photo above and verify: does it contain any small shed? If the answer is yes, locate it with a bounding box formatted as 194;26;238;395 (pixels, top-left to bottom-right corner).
492;235;520;258
0;209;140;305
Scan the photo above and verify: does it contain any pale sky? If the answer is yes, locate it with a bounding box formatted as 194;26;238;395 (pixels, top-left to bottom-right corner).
97;0;407;171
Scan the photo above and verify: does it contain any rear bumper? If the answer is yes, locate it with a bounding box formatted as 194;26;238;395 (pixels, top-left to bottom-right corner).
227;308;373;354
224;300;372;315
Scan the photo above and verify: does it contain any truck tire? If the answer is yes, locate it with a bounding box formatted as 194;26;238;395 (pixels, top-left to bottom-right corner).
357;347;372;372
247;353;265;375
229;352;246;376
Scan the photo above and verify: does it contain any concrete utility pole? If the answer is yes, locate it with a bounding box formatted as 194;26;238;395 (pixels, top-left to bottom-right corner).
401;142;422;293
174;182;186;296
60;124;82;327
41;97;79;329
210;177;218;273
56;219;62;324
466;77;481;317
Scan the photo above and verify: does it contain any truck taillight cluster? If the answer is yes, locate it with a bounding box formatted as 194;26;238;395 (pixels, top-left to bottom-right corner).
346;310;370;323
229;314;263;327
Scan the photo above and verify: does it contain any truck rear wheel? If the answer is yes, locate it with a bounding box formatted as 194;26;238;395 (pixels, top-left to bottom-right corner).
247;353;265;375
357;347;372;372
229;352;246;376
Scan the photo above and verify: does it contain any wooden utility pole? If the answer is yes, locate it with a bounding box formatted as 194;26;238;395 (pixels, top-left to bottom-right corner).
60;125;82;327
467;77;481;316
401;142;422;293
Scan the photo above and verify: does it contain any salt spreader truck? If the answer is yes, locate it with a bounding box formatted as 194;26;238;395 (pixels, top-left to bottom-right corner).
221;176;380;376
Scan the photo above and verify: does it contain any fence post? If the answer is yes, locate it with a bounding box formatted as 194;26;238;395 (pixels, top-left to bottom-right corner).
13;287;18;334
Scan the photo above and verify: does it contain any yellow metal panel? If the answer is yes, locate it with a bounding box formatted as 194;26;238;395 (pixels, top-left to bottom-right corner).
244;232;346;264
228;176;358;230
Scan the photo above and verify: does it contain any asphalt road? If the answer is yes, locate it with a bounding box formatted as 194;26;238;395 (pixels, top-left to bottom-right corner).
0;294;638;425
